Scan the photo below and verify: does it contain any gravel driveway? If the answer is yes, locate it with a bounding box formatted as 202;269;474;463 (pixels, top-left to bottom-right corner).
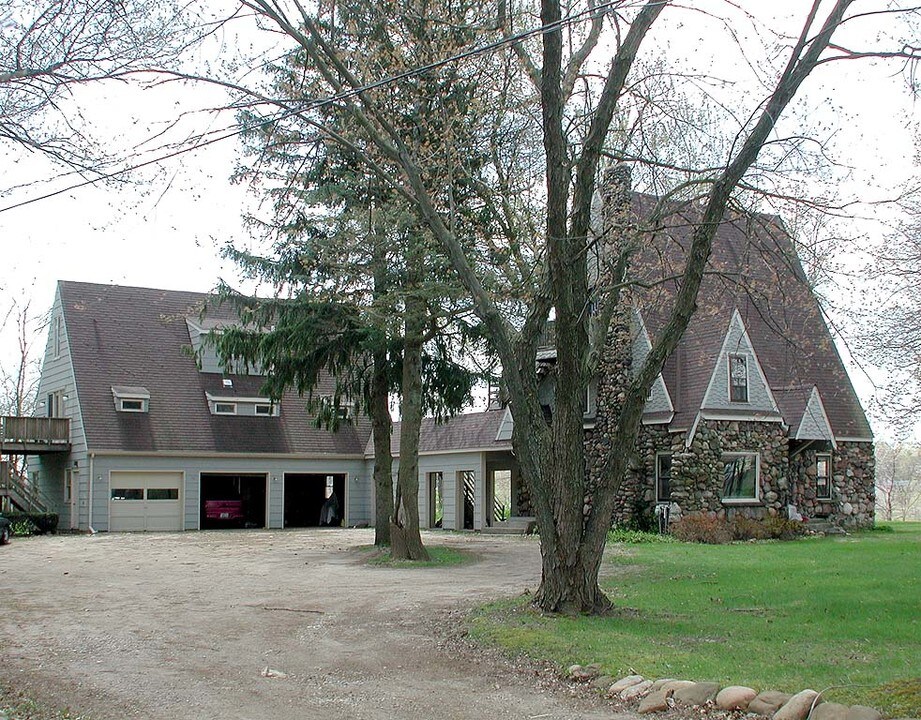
0;530;626;720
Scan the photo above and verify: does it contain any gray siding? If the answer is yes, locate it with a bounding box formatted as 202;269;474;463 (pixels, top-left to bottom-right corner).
89;454;370;532
30;287;89;522
797;387;835;442
394;452;485;530
632;312;674;416
701;311;778;414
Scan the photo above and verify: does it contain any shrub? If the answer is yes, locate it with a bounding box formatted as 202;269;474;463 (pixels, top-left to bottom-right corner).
729;515;772;541
5;512;59;536
608;526;678;544
670;514;732;544
761;516;807;540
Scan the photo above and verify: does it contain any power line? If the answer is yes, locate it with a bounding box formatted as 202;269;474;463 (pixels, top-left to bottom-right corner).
0;0;649;214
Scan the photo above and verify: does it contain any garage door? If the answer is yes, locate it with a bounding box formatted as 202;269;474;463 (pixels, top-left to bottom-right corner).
110;472;183;532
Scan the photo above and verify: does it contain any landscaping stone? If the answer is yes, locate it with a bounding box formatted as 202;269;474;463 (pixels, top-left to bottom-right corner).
774;689;821;720
609;675;646;694
847;706;883;720
660;680;697;693
673;682;722;706
649;678;678;692
638;690;673;714
811;702;850;720
567;663;601;681
621;680;654;701
749;691;794;716
716;685;758;710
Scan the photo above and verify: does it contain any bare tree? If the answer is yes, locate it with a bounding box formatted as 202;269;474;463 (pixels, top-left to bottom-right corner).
0;299;45;477
876;441;921;521
0;0;213;176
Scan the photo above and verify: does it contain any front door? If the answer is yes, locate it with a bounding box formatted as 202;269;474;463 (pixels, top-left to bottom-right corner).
65;469;78;530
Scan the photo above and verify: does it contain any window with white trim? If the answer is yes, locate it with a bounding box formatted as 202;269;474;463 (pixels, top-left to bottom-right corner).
255;403;276;416
119;398;146;413
214;402;237;415
816;454;832;500
728;354;749;402
721;452;759;502
655;453;672;502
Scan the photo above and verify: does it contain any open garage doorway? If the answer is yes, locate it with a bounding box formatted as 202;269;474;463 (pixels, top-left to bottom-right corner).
200;473;267;529
284;473;346;528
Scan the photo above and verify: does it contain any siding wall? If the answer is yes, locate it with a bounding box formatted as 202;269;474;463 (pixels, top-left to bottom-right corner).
89;454;371;531
701;312;777;413
30;287;89;525
392;451;487;530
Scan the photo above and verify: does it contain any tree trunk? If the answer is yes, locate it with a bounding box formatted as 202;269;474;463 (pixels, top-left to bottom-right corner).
390;290;429;561
370;347;393;546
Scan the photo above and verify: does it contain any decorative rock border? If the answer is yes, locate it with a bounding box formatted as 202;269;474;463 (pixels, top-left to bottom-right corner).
565;666;893;720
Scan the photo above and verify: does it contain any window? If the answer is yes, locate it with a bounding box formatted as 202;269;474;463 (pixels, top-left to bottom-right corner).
728;354;749;402
816;454;832;500
147;488;179;501
214;402;237;415
47;391;65;418
656;453;672;502
119;398;146;412
722;453;759;502
111;488;144;501
255;403;276;416
53;315;63;358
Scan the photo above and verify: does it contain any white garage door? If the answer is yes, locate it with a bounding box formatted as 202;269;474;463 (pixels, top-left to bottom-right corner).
110;472;183;532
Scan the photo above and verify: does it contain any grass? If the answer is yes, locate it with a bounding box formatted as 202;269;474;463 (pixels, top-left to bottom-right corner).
471;522;921;717
0;685;90;720
364;544;474;567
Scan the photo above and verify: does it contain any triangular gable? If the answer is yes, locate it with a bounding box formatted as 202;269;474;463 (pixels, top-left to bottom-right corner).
495;406;514;442
632;310;674;422
795;386;837;447
700;309;781;416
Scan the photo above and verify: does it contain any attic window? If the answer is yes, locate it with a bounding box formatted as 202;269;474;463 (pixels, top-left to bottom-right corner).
214;402;237;415
728;354;749;403
255;403;278;417
112;386;150;413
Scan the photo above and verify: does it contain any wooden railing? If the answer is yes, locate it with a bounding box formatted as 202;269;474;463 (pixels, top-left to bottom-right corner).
1;416;70;444
0;460;50;513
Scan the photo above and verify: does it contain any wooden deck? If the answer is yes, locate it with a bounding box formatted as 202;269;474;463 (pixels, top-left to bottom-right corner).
0;416;71;454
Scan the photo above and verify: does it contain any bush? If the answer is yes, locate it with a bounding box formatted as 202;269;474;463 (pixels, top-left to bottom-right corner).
761;516;807;540
670;514;733;544
608;526;678;544
729;515;772;541
672;513;807;543
4;512;58;536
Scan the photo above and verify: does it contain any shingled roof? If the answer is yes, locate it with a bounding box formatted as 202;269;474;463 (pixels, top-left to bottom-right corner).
629;195;872;440
373;408;511;457
59;281;371;455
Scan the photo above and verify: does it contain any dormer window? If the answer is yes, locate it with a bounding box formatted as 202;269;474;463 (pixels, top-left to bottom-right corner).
728;354;748;403
112;386;150;413
206;392;278;417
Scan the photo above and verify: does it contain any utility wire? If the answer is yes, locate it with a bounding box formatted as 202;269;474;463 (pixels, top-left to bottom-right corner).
0;0;650;214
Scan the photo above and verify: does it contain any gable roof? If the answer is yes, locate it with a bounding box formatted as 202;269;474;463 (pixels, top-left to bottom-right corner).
631;195;872;440
58;281;371;455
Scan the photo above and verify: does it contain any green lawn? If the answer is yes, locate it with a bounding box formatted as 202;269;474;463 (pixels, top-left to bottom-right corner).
470;523;921;716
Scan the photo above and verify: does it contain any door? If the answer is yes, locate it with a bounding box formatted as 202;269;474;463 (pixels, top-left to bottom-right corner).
109;471;183;532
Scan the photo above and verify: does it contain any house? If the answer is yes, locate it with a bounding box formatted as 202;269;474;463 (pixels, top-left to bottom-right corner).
27;282;375;532
23;184;873;533
23;281;516;533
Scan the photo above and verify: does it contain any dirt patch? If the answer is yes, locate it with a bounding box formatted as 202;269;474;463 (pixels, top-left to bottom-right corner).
0;530;633;720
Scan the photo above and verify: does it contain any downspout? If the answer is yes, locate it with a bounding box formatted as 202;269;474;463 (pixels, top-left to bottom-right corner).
88;451;95;533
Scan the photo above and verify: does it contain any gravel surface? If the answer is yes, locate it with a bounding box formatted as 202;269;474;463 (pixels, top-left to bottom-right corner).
0;529;636;720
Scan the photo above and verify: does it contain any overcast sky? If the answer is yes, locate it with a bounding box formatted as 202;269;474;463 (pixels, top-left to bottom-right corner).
0;1;917;437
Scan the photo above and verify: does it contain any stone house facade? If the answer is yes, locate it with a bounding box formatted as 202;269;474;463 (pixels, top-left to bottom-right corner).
594;177;875;530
